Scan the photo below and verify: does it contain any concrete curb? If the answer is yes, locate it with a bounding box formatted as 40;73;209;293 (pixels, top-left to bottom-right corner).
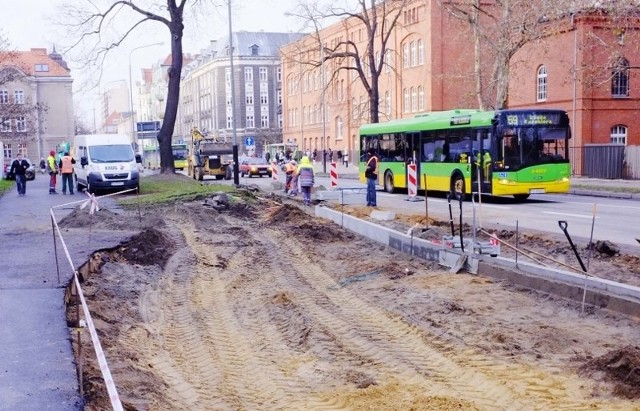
316;205;640;317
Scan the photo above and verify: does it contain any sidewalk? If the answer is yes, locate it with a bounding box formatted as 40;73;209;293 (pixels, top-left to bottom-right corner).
0;175;133;410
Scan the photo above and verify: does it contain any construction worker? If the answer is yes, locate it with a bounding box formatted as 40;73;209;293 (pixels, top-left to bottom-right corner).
46;150;58;194
58;151;76;195
284;159;296;193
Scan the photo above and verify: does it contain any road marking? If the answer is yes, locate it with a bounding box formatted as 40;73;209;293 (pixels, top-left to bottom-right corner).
377;193;511;210
543;211;598;219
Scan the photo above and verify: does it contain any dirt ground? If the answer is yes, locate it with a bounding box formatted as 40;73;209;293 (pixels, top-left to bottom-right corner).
59;179;640;410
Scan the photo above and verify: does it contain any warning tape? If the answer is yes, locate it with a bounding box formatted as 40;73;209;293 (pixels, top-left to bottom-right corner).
49;206;124;411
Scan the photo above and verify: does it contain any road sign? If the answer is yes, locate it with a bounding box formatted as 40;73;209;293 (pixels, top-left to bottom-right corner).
245;137;255;146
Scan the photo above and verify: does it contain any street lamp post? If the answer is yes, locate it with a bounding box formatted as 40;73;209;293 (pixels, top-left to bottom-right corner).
228;0;240;186
128;42;163;162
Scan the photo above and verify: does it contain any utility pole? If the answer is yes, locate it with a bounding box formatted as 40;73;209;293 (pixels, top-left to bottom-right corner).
228;0;240;186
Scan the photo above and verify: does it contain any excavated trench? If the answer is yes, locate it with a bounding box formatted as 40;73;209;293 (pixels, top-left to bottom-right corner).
61;194;640;410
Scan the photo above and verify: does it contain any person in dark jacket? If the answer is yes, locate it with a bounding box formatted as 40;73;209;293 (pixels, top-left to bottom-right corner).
9;153;30;196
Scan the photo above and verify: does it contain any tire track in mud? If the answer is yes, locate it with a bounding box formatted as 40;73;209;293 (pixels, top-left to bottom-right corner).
178;215;323;410
257;226;617;411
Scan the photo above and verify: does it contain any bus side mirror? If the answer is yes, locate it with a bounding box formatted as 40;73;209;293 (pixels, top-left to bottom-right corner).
135;154;142;164
80;157;88;167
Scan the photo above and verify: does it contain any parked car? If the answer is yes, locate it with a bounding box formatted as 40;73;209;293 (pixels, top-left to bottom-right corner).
3;157;36;180
239;157;272;177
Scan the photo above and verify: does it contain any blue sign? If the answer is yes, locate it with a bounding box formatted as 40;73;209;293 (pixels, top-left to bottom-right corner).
245;137;254;146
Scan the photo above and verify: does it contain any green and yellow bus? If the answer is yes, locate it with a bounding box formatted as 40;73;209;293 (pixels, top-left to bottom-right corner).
359;108;571;200
172;143;188;170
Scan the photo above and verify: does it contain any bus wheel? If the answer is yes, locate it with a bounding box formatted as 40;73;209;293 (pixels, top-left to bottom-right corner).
513;194;530;201
451;173;467;200
384;171;395;193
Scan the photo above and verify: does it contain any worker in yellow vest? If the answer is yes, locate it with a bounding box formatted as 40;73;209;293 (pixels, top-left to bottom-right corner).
47;150;58;194
58;151;76;195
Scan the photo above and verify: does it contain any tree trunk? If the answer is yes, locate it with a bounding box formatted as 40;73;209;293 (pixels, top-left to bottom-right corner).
472;0;485;110
157;20;184;174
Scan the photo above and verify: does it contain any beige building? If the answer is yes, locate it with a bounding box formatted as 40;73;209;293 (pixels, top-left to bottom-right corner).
280;1;476;162
0;47;74;162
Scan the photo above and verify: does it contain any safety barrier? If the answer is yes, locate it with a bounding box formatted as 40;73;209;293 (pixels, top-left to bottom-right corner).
330;162;338;187
408;163;417;198
50;189;140;411
272;161;278;182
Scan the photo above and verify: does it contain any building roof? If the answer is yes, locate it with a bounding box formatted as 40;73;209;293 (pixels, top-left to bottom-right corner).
0;48;71;77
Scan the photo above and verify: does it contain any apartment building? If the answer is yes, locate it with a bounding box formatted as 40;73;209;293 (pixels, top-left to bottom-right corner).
0;47;74;161
280;1;476;160
176;31;304;155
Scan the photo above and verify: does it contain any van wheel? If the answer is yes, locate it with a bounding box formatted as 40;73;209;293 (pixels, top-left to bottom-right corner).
451;173;467;200
384;171;395;193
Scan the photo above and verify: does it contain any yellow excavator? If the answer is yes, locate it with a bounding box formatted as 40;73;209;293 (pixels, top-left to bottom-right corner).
187;127;234;181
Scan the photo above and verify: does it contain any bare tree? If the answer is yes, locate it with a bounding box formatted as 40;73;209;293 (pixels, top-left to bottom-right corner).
287;0;406;123
439;0;569;110
58;0;211;174
0;34;49;151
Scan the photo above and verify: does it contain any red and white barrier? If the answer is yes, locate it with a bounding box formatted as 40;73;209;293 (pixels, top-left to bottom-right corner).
330;162;338;187
271;161;278;182
408;163;417;198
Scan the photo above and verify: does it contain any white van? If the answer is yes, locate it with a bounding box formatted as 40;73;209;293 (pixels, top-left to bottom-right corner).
73;134;141;194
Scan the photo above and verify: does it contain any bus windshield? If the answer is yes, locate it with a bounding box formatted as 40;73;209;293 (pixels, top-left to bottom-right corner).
172;146;188;160
500;126;568;170
89;145;134;163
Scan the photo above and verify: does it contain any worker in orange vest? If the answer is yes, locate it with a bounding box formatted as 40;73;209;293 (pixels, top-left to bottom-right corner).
58;151;76;195
284;159;296;193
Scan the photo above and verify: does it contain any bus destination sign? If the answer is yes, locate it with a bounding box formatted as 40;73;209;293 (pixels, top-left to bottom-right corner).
506;112;561;126
450;115;471;126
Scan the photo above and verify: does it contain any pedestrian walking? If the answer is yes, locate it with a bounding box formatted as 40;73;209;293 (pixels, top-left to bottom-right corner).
365;148;379;207
297;156;315;206
9;153;30;196
343;149;349;168
312;149;317;164
46;150;59;194
58;151;76;195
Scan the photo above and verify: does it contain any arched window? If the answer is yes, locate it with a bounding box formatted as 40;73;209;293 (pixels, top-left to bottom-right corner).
385;91;391;116
336;116;344;140
418;86;424;111
536;65;547;102
410;87;417;112
403;88;409;113
417;39;424;65
610;125;627;145
612;58;629;97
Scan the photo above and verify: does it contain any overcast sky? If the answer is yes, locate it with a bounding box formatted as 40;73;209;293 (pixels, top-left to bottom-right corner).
1;0;304;123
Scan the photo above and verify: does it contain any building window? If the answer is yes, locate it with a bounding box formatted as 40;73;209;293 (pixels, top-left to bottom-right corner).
411;87;417;112
261;115;269;128
246;92;254;105
612;58;629;97
417;40;424;65
410;41;416;67
14;90;24;104
536;65;547;102
610;125;627;145
259;67;268;82
385;49;392;73
16;117;26;132
1;117;10;132
34;64;49;72
246;115;255;128
18;142;27;156
352;98;358;119
278;114;283;128
403;88;409;113
260;91;268;105
336;116;343;140
276;67;282;82
3;143;11;158
302;107;307;125
244;67;253;82
418;86;424;111
385;91;391;116
403;43;409;68
0;90;7;104
338;79;344;101
250;44;259;55
277;89;282;105
226;116;233;129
